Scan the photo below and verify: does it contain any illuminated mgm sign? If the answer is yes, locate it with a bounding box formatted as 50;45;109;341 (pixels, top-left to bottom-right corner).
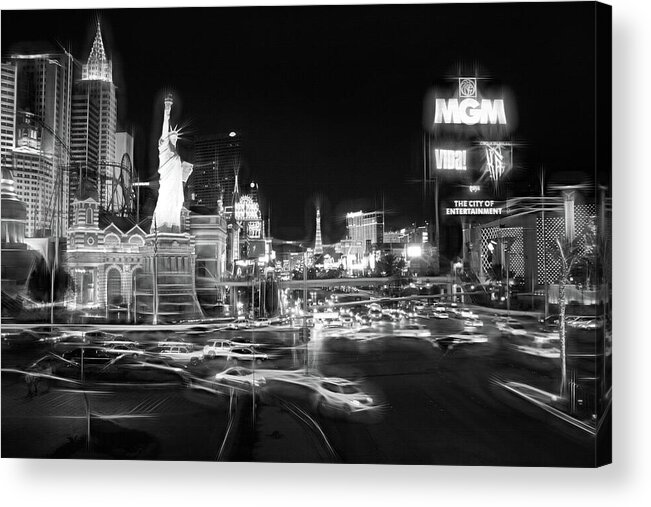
433;78;507;126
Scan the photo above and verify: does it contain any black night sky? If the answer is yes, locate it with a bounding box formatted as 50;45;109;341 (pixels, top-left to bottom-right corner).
2;3;607;253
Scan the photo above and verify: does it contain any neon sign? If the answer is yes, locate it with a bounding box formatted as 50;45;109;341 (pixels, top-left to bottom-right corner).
435;149;467;171
247;220;261;238
479;142;513;181
234;195;260;222
434;98;506;125
445;200;505;216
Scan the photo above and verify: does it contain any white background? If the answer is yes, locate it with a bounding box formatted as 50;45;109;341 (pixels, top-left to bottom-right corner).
2;0;650;505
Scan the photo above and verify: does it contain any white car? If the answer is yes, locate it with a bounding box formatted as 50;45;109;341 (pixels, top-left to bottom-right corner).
513;341;560;359
214;366;266;388
105;343;146;358
341;316;355;327
432;311;449;319
203;339;233;358
498;322;527;335
463;318;483;328
312;378;375;415
157;346;204;365
436;331;489;348
394;324;431;337
227;346;269;363
252;318;270;328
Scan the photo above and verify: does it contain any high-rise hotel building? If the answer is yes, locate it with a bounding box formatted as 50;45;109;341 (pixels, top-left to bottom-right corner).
5;44;73;237
345;210;384;249
189;132;243;212
1;61;17;168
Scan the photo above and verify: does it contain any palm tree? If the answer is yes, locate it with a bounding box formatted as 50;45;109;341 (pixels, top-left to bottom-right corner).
555;238;582;398
374;252;405;277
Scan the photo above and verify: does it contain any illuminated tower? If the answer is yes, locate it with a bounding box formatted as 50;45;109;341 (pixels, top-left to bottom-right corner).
314;206;323;254
79;20;117;208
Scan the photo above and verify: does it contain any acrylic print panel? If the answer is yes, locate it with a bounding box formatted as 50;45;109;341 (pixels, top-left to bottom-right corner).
0;2;611;466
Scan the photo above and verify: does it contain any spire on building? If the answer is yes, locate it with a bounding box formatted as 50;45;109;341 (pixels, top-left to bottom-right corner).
82;20;113;82
314;206;323;254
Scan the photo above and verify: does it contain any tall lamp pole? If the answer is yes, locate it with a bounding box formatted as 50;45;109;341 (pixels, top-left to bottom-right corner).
152;217;159;325
303;250;309;374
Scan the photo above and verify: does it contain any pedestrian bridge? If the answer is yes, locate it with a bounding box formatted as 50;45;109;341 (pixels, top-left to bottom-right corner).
206;276;453;290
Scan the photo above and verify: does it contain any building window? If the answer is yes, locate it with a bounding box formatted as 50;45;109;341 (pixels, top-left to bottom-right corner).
85;207;93;224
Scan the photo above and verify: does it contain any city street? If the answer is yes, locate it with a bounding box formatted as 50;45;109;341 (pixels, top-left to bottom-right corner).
2;310;599;465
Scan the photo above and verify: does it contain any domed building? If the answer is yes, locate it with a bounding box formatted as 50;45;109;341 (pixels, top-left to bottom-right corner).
1;167;38;306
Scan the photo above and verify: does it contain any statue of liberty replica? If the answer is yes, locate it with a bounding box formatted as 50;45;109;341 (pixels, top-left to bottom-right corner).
152;94;193;233
137;93;202;324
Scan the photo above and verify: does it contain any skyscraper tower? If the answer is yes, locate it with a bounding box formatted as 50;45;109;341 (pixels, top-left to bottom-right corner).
1;61;17;169
189;132;242;212
79;20;117;209
314;206;323;254
7;45;73;237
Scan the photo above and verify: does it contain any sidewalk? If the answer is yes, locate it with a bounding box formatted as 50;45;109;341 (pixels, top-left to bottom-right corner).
2;376;230;459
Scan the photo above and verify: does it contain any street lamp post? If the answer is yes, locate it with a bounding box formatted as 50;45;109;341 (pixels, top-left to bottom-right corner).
152;217;159;325
303;250;309;374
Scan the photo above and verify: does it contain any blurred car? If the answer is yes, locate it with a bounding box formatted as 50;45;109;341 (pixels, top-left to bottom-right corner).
99;355;191;385
105;342;146;358
496;320;527;335
251;318;270;328
512;339;560;359
377;314;397;324
539;315;560;327
157;346;204;366
463;318;484;328
368;309;383;321
341;316;355;327
312;378;375;415
185;325;213;336
394;324;431;337
156;337;189;348
1;330;42;350
138;355;188;370
214;366;266;388
435;331;489;348
84;330;122;344
431;311;449;319
355;314;371;326
62;347;115;368
227;346;269;363
567;316;604;330
203;339;234;358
